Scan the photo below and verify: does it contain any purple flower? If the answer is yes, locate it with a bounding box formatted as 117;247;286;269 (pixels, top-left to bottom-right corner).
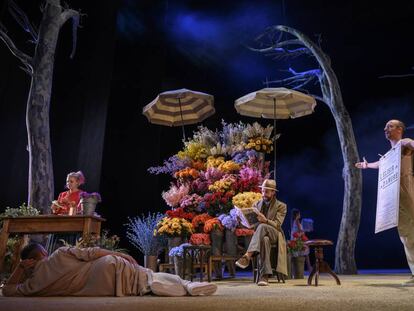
148;155;191;176
218;209;239;231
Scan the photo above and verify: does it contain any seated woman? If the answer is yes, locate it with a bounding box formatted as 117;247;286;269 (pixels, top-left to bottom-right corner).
51;171;85;215
2;243;217;297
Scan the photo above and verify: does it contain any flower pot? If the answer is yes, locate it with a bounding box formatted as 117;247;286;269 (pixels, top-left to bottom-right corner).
225;229;238;256
81;198;98;216
168;236;183;264
291;256;305;279
210;229;224;279
173;256;191;278
210;229;223;256
144;255;158;272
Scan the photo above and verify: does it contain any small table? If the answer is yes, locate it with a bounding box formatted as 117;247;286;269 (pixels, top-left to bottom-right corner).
305;239;341;286
0;215;106;272
182;245;211;282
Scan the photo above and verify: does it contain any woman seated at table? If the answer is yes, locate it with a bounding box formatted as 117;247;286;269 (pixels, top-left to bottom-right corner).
51;171;85;215
2;243;217;297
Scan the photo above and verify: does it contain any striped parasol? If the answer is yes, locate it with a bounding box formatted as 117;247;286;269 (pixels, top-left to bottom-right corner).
235;87;316;179
143;88;215;140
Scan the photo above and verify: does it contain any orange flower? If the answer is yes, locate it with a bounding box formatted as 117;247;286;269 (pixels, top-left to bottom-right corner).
204;218;224;233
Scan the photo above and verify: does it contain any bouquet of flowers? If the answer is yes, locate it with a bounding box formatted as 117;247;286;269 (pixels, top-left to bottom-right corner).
245;137;273;153
234;228;254;237
169;243;192;257
204;218;224;233
156;217;193;237
190;233;211;245
232;191;262;209
287;232;310;257
80;192;102;202
125;212;166;256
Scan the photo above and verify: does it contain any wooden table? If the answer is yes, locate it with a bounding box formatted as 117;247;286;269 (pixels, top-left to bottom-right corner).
0;215;106;272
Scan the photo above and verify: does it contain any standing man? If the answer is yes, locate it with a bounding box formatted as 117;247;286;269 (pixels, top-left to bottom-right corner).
355;119;414;286
235;179;288;286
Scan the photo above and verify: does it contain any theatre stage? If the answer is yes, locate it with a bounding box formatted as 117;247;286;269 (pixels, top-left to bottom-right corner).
1;273;413;311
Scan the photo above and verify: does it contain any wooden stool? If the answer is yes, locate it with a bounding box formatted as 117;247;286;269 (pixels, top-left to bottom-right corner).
305;239;341;286
182;245;211;282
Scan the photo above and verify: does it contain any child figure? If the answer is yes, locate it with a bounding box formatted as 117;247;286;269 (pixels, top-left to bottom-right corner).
290;208;311;271
51;171;85;215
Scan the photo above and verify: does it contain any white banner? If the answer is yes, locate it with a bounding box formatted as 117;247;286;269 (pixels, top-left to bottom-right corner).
375;141;401;233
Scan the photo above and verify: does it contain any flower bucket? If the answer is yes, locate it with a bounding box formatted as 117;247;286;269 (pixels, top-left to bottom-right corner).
210;229;224;279
173;256;192;278
210;229;223;256
144;255;158;272
81;198;98;216
291;256;305;279
225;229;238;256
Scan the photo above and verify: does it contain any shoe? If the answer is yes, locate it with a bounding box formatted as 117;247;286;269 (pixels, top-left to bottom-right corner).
235;255;250;269
402;275;414;287
186;282;218;296
257;275;269;286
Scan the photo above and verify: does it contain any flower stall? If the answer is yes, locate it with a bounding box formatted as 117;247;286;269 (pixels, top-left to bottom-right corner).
149;121;275;277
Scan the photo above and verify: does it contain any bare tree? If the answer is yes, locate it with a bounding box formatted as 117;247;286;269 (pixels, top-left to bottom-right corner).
250;25;362;274
0;0;80;213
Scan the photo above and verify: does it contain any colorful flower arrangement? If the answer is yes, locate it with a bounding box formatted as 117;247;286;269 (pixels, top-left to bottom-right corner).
234;228;254;237
232;192;262;209
288;232;310;257
190;233;211;245
149;121;275;245
156;217;193;237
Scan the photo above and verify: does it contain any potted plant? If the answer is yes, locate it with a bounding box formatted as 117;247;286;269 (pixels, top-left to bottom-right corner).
287;232;309;279
169;243;192;277
125;212;166;271
80;192;102;215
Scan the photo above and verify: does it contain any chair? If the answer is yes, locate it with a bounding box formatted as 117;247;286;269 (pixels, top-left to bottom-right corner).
252;240;286;283
182;245;212;282
305;239;341;286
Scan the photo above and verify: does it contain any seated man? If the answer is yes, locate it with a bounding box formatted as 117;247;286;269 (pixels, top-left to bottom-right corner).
2;243;217;297
235;179;288;286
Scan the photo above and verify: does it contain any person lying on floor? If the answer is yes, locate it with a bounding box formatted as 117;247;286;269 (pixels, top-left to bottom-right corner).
2;243;217;297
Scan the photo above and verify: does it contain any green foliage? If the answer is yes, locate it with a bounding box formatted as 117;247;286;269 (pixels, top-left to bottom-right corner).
1;203;40;217
60;230;128;253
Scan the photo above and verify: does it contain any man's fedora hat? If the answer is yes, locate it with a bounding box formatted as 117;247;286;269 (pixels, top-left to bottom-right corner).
259;179;278;191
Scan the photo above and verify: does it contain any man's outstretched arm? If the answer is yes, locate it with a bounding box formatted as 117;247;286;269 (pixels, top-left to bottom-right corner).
355;157;380;170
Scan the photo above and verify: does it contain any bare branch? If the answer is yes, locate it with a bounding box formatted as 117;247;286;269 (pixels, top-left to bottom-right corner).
8;0;38;43
0;25;33;74
379;73;414;79
59;9;81;59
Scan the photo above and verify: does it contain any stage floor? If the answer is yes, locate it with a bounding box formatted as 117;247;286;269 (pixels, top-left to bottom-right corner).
1;272;414;311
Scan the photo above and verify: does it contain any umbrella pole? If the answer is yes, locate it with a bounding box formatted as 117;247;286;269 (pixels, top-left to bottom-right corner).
178;97;186;141
273;98;277;181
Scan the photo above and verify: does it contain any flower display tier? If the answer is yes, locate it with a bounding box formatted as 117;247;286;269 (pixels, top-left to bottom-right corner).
150;121;275;274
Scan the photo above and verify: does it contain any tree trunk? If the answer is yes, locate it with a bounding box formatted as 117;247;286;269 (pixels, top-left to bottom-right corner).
276;25;362;274
1;0;79;213
26;1;63;212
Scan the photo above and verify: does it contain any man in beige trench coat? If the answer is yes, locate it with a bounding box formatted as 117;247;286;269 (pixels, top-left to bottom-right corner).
235;179;288;286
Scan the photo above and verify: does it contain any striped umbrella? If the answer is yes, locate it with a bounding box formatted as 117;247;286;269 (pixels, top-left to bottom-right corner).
235;87;316;179
143;88;215;140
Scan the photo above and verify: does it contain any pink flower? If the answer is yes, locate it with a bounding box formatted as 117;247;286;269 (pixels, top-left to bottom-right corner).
162;183;190;207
